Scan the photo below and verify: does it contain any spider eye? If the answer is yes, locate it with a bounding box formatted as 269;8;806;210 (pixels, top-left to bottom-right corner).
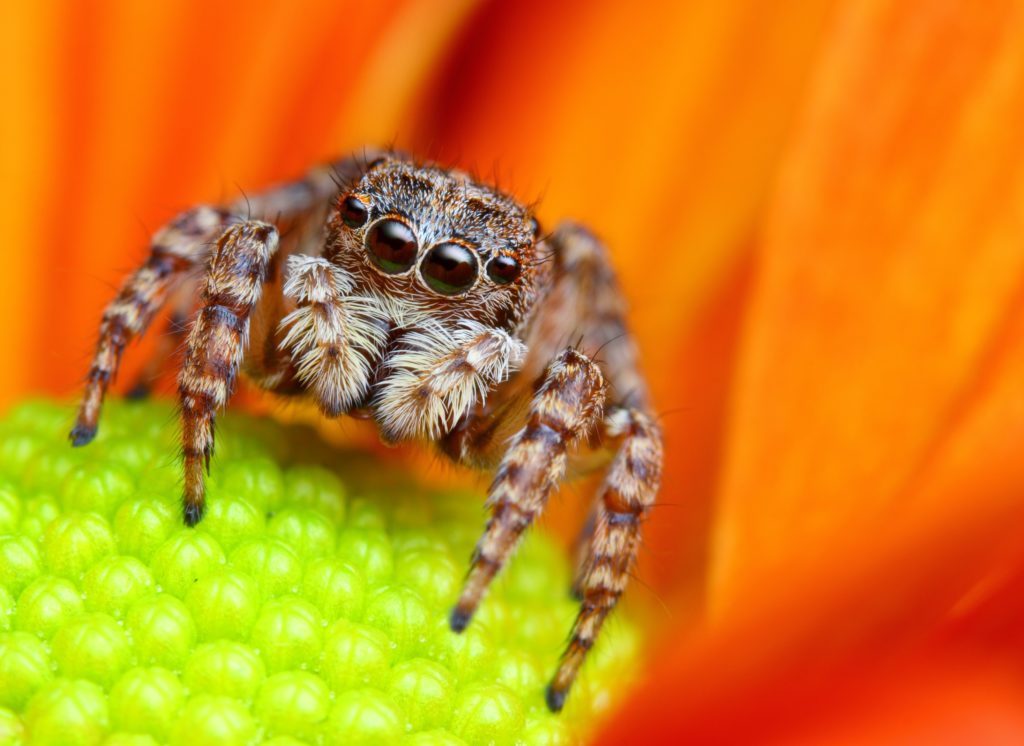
421;243;479;295
529;216;542;239
487;254;521;285
340;196;369;228
366;219;418;273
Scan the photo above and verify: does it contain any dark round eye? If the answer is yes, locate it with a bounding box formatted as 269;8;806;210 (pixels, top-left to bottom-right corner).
340;195;368;228
487;254;521;285
420;243;479;295
529;216;542;239
366;219;418;273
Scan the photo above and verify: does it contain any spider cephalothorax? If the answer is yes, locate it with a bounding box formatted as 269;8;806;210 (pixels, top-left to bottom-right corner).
71;152;663;713
328;158;546;333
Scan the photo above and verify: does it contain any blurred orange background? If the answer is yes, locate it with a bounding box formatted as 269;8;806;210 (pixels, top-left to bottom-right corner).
5;0;1024;742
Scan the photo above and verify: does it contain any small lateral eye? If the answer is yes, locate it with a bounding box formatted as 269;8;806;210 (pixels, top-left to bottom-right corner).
421;243;479;295
366;218;418;273
340;195;369;228
487;254;521;285
529;216;542;239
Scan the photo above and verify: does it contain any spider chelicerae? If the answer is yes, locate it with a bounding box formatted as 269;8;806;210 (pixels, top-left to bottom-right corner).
70;152;663;711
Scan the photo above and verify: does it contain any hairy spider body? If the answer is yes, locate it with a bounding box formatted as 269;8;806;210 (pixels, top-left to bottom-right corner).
71;153;663;712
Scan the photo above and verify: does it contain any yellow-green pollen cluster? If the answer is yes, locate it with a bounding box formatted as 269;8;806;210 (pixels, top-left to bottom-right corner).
0;400;637;745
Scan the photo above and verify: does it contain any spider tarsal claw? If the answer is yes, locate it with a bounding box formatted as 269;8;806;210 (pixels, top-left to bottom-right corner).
448;606;472;633
182;502;205;527
68;424;97;447
545;684;568;713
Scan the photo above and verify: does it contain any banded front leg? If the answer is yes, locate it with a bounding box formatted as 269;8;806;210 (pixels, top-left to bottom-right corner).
70;152;385;446
178;221;279;525
70;206;233;445
450;348;607;632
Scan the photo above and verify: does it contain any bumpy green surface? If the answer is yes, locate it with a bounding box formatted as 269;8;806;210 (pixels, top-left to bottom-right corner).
0;400;637;745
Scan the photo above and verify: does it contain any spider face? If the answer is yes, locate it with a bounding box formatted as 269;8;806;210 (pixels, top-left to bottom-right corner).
326;158;543;332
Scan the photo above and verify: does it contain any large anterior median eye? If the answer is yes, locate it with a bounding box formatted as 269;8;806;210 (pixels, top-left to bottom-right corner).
366;218;418;274
420;242;479;295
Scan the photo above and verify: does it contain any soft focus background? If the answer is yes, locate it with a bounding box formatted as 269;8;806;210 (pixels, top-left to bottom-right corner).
5;0;1024;742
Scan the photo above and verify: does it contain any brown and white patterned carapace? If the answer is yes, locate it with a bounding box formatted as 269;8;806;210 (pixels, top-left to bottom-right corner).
70;152;663;712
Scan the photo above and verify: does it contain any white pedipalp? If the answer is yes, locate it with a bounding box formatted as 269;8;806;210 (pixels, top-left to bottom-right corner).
373;319;527;441
279;256;388;414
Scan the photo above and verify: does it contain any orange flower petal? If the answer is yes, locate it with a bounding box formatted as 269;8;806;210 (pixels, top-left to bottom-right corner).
713;0;1024;621
600;0;1024;737
599;647;1024;744
0;1;60;409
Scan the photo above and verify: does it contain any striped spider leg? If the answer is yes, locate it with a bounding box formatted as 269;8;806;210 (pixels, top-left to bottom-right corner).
443;223;663;711
71;156;376;523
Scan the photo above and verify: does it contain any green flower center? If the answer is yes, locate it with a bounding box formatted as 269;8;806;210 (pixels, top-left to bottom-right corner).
0;399;638;745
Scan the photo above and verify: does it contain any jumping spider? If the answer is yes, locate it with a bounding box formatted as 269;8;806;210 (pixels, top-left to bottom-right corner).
70;152;663;712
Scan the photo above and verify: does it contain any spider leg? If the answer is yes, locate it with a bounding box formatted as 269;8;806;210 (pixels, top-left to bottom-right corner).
548;405;662;712
178;221;279;525
71;153;381;445
538;224;664;711
449;348;607;632
526;221;657;592
228;151;385;219
569;502;599;600
70;206;234;446
523;221;649;408
495;221;661;711
124;285;196;400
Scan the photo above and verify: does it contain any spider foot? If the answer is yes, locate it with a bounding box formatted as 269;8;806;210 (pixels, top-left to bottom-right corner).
124;382;152;400
69;423;97;447
448;606;472;633
545;684;568;713
182;501;205;527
